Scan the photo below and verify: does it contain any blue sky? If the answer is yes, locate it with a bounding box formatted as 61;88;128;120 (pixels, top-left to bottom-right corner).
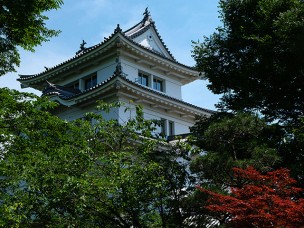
0;0;222;110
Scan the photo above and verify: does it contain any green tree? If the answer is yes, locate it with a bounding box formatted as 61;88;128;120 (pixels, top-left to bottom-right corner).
190;113;282;190
0;88;89;226
0;88;205;227
192;0;304;124
0;0;63;76
282;118;304;186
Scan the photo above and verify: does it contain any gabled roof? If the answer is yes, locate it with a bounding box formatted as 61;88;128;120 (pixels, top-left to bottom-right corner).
18;9;196;85
124;8;175;60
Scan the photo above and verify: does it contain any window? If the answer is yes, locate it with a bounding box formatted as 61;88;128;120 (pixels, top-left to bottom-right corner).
168;121;174;136
84;73;97;90
159;119;174;137
153;78;163;92
68;81;79;90
160;119;166;137
138;72;149;86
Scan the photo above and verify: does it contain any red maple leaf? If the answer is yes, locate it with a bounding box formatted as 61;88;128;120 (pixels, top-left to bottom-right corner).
198;167;304;227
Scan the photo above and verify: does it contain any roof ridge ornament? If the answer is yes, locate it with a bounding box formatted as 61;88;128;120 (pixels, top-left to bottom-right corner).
76;40;87;55
45;80;54;87
143;7;150;20
114;24;122;33
142;7;152;25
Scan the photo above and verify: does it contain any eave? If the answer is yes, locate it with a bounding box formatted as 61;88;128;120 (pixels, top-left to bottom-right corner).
17;28;122;90
45;74;214;118
18;26;199;89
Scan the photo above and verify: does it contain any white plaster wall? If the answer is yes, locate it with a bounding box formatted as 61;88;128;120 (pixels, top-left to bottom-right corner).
58;58;116;87
121;58;182;99
56;96;193;136
132;28;170;58
56;104;119;122
117;97;193;135
116;100;137;125
143;108;191;135
121;60;138;82
56;106;94;121
97;58;117;83
165;79;182;99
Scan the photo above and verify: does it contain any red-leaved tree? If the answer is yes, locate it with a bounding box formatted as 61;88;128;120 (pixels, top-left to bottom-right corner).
198;167;304;227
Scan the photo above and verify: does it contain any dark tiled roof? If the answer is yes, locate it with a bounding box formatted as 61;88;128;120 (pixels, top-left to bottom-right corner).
42;75;114;99
18;12;195;82
43;81;81;97
18;27;121;81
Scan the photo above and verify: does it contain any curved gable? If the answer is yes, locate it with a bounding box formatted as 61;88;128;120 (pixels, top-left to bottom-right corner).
124;8;174;60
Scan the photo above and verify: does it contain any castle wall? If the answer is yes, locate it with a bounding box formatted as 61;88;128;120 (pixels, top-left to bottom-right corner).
121;58;182;100
117;97;193;137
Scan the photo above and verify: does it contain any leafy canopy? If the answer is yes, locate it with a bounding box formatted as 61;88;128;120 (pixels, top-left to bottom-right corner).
0;88;207;227
190;112;282;189
0;0;63;76
192;0;304;124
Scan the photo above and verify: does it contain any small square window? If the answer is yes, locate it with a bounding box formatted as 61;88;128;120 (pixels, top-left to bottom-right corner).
160;118;166;137
168;121;174;136
84;73;97;90
153;78;163;92
68;81;79;90
138;72;149;87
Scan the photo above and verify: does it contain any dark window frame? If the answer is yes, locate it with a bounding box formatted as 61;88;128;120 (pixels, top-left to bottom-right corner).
160;118;166;137
84;73;97;90
153;78;164;92
68;81;79;90
138;72;149;87
168;121;174;136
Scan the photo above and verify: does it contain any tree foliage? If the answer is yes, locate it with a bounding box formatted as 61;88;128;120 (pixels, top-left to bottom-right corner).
190;112;282;189
192;0;304;124
198;167;304;227
191;0;304;197
0;88;209;227
0;0;63;76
